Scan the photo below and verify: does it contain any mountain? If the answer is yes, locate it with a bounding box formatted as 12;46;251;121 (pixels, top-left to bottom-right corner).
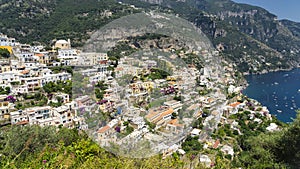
1;0;300;72
120;0;300;73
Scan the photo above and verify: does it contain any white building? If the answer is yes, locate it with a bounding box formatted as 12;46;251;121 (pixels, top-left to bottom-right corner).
20;77;41;92
57;48;79;66
0;33;18;46
78;52;108;66
10;106;52;125
15;52;36;63
0;71;20;85
41;72;71;86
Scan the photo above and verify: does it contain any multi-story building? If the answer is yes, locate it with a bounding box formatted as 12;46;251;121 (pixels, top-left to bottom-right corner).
53;105;75;128
15;52;37;63
0;71;20;85
10;106;52;125
145;106;174;128
79;52;108;66
0;33;18;46
20;77;41;92
0;95;12;121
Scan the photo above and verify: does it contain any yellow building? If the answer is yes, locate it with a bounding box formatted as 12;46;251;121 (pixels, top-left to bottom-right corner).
0;46;13;54
0;95;12;121
0;64;11;73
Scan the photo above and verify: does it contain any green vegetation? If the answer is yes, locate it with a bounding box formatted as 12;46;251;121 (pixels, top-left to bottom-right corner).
107;41;137;60
148;68;170;80
0;87;10;95
49;66;73;75
182;135;202;153
0;0;139;47
42;80;72;95
0;125;186;169
94;81;108;100
0;48;10;58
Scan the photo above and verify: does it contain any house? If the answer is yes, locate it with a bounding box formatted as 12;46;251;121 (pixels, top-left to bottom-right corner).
89;73;106;83
162;144;179;158
221;145;234;157
266;123;279;132
26;106;52;125
12;84;28;94
166;119;184;133
41;72;71;86
10;106;52;125
98;99;115;113
81;68;98;76
0;71;20;85
51;93;70;104
57;49;78;65
190;128;201;137
212;139;220;149
54;39;71;50
15;52;36;63
20;77;41;92
0;61;11;73
187;104;201;118
10;110;29;125
199;155;212;168
131;117;145;129
35;52;51;65
38;116;60;127
79;52;108;66
228;102;241;114
97;120;119;147
0;33;18;46
145;106;174;128
0;95;12;121
164;100;182;113
53;105;74;128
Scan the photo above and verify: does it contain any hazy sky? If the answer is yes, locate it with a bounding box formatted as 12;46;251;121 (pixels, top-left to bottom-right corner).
232;0;300;22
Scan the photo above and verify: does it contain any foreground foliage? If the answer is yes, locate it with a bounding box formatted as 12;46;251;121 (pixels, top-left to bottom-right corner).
1;113;300;168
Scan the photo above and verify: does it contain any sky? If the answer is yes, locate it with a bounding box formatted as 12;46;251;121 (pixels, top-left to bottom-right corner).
232;0;300;22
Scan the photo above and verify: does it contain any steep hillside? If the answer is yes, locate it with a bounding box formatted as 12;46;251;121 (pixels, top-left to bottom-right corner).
1;0;300;73
122;0;300;73
0;0;139;47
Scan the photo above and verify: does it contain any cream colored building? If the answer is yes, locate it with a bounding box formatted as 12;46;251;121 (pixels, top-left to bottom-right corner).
53;39;71;50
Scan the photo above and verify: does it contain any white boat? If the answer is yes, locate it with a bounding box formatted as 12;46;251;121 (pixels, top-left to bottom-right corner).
277;110;282;113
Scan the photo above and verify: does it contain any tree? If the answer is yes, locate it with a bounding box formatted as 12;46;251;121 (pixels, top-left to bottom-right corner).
0;48;10;58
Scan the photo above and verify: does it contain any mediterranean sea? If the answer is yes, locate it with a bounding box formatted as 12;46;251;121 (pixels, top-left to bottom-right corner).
243;68;300;123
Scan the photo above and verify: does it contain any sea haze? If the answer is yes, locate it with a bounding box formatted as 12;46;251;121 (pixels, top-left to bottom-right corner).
243;68;300;123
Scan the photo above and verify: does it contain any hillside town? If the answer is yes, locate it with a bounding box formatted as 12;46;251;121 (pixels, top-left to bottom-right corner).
0;32;281;165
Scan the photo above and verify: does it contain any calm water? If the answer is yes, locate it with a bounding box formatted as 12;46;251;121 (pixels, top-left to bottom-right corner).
243;68;300;123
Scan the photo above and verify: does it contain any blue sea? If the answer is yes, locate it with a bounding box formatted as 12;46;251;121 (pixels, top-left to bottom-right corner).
243;68;300;123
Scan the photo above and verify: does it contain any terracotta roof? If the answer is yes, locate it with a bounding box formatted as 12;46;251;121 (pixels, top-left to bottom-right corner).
168;119;178;125
97;125;110;133
35;53;44;57
168;119;184;127
21;70;29;74
212;139;220;149
152;108;174;124
146;106;172;121
229;102;241;108
16;120;29;125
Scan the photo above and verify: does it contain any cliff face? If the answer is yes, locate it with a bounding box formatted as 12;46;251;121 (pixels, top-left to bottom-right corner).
121;0;300;73
1;0;300;73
